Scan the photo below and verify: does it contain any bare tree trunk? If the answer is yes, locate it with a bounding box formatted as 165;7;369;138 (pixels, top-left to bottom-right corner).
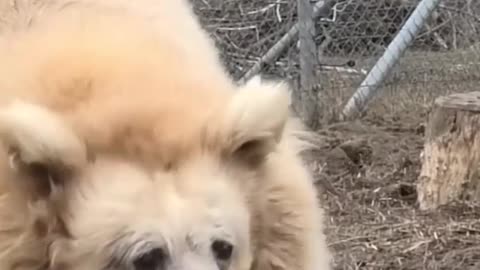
293;0;320;129
417;92;480;210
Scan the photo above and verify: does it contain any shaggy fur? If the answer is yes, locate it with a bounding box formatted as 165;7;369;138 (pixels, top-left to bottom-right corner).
0;1;332;270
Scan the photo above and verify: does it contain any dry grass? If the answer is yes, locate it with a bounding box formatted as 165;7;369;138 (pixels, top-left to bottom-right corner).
310;115;480;269
304;50;480;270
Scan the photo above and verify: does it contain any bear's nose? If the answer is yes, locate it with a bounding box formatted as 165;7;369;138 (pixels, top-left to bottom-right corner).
133;247;168;270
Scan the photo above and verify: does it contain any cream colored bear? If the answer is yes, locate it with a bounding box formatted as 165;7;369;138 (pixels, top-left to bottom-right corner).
0;1;332;270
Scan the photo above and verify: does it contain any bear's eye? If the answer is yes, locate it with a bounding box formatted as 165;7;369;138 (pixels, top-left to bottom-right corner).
211;240;234;261
133;247;167;270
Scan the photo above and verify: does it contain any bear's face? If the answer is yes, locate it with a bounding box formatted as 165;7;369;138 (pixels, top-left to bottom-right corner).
49;154;253;270
0;77;290;270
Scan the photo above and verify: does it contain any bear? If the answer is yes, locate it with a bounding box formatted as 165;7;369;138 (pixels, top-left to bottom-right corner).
0;1;333;270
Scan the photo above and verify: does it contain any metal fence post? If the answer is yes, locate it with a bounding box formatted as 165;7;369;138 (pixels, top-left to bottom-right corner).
341;0;442;120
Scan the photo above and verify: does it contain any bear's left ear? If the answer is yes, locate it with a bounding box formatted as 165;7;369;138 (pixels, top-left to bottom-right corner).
222;77;290;166
0;100;90;198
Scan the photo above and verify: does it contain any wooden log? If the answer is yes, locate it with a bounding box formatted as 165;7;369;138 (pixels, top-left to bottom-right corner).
417;91;480;210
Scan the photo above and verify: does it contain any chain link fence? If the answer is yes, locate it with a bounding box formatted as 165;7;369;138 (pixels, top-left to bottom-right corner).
191;0;480;124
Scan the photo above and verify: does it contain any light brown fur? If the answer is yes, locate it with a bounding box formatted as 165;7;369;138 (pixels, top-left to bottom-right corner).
0;1;332;270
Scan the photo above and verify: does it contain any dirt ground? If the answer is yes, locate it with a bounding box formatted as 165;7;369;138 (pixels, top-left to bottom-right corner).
306;96;480;269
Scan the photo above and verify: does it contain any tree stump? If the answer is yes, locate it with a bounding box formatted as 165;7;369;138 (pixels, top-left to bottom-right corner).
417;91;480;210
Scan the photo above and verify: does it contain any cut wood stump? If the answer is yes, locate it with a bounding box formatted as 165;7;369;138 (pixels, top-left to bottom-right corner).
417;91;480;210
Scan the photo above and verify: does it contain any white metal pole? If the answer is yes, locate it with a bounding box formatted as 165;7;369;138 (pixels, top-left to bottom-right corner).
342;0;442;119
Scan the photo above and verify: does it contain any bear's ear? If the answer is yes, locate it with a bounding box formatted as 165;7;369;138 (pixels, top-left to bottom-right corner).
222;78;290;166
0;100;90;198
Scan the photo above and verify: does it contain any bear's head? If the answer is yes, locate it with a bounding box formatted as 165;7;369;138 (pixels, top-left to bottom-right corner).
0;77;293;270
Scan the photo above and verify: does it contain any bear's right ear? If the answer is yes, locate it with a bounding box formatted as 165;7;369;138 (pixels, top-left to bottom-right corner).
0;100;90;198
221;78;290;167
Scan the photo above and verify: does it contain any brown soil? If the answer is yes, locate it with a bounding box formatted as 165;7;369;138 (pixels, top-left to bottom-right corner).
308;111;480;270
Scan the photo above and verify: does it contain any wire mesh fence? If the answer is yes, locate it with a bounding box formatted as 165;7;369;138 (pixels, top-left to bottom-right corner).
190;0;480;124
